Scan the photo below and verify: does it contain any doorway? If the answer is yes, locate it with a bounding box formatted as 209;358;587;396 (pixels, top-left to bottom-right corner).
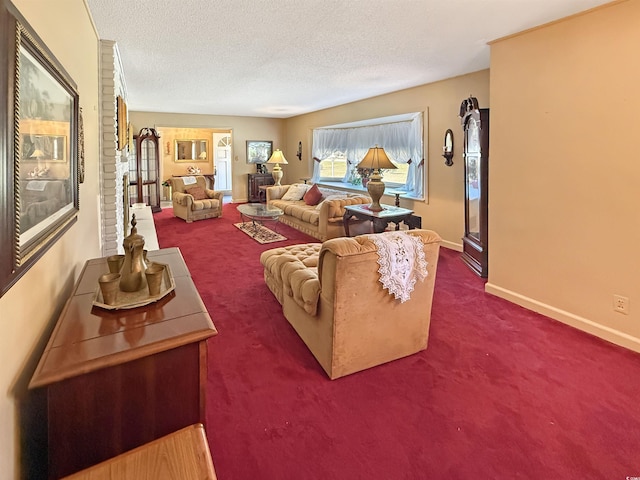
214;133;232;193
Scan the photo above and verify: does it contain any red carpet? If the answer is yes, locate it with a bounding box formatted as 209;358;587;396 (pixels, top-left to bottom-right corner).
154;203;640;479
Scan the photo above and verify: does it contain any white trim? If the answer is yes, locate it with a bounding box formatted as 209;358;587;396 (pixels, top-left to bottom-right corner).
441;240;462;252
485;283;640;354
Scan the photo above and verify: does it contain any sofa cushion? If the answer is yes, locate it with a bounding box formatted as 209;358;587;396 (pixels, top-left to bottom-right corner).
315;193;348;210
281;183;309;201
303;184;323;205
271;200;321;226
185;185;207;200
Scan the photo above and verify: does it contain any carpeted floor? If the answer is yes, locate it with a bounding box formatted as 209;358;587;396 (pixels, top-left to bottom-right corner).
153;203;640;480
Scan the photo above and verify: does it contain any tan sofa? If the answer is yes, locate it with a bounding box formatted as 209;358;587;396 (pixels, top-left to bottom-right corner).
266;184;371;241
169;175;223;223
260;229;442;379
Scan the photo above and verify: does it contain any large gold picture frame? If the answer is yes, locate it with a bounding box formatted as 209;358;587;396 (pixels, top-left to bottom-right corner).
117;95;127;150
0;2;80;297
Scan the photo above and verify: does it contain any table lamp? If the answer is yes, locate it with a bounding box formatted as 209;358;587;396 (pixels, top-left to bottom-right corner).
356;146;397;211
267;149;288;186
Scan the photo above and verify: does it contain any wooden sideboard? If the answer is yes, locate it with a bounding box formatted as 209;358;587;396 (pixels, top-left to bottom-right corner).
248;173;274;202
29;248;217;479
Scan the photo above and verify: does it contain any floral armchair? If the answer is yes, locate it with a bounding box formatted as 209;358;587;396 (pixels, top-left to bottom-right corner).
169;175;223;223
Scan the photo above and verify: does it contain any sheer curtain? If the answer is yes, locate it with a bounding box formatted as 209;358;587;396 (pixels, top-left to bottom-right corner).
311;112;424;197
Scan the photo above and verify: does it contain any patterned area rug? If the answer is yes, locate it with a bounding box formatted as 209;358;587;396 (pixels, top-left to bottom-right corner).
234;222;287;244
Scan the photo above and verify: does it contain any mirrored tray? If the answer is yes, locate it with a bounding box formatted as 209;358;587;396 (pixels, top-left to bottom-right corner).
92;262;175;310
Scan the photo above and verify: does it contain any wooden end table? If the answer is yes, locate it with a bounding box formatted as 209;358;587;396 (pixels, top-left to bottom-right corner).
343;204;417;236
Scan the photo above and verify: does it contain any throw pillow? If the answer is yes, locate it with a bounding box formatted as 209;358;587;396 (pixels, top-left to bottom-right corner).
185;186;207;200
281;183;310;201
303;184;323;205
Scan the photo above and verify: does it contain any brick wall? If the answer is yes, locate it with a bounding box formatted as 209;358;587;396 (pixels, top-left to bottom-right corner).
98;40;129;255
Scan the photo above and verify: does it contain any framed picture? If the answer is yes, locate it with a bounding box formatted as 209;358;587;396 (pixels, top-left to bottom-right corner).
0;3;79;297
117;96;127;150
246;140;272;164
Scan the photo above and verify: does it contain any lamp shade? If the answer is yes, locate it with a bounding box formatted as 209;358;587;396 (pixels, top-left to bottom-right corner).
357;146;396;212
267;149;287;186
30;148;45;158
267;149;288;165
356;146;396;171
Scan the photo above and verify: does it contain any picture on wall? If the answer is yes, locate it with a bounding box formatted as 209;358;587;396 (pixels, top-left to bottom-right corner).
0;2;80;298
246;140;272;164
117;95;127;150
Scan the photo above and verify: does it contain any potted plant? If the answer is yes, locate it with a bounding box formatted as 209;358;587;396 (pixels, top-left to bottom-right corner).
357;167;373;187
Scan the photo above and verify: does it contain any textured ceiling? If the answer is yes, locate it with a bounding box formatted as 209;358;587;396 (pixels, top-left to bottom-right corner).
85;0;612;118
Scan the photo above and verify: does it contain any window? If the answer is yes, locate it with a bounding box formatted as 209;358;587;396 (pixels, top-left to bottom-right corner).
382;163;410;187
311;112;425;198
318;151;347;180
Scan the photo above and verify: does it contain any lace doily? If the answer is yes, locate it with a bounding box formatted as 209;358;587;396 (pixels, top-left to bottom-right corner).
366;231;428;303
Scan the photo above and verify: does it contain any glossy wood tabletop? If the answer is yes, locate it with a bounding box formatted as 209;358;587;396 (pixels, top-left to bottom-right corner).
29;248;217;389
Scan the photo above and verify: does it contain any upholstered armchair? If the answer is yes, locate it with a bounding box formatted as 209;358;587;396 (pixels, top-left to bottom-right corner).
169;176;223;223
260;229;442;379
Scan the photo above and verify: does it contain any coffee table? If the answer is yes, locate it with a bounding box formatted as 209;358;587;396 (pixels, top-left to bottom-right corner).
237;203;284;235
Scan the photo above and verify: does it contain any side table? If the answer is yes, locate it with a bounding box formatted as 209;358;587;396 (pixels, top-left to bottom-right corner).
258;184;270;203
343;204;417;236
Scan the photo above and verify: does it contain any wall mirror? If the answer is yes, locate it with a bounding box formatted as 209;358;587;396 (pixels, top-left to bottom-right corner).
442;129;454;166
175;139;209;162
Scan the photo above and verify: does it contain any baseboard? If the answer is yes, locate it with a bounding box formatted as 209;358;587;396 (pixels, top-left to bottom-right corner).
440;240;462;252
485;282;640;354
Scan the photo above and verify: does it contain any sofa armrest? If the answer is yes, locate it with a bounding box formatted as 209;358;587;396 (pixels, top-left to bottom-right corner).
205;189;224;202
317;195;371;235
173;191;194;207
266;185;290;203
281;260;321;316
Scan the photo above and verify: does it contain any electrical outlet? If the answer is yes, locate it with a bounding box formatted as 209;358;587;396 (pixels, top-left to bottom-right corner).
613;295;629;314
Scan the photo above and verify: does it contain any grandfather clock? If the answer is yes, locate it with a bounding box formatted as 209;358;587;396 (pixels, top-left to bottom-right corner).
129;127;161;212
459;96;489;277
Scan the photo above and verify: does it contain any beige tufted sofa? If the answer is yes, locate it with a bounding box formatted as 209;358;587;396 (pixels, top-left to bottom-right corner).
266;184;371;241
260;229;442;379
170;175;224;223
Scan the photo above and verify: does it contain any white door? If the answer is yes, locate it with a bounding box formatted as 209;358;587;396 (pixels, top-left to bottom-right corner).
213;133;232;192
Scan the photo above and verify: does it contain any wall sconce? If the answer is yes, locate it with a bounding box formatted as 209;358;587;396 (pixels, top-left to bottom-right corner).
442;129;454;166
296;141;302;161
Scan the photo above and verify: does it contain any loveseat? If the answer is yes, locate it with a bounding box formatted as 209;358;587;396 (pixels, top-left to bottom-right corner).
169;175;224;223
266;183;371;241
260;229;442;379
